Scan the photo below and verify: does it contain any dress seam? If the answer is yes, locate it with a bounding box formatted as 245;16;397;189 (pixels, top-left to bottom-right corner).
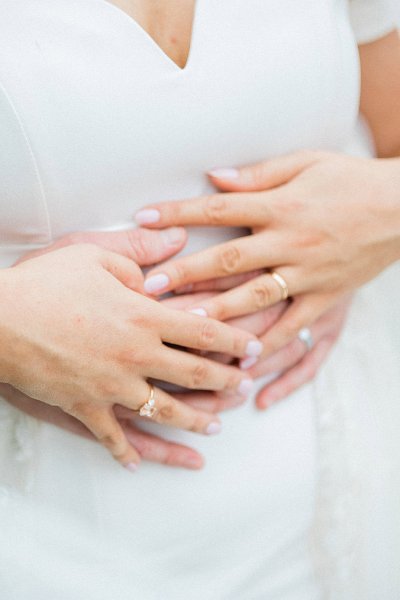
0;77;52;242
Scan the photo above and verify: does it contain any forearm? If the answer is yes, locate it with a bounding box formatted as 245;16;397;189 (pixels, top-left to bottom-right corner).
380;157;400;264
359;30;400;159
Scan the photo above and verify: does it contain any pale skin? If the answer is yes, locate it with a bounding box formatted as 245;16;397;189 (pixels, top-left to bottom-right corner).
0;238;262;471
2;4;399;469
136;31;400;367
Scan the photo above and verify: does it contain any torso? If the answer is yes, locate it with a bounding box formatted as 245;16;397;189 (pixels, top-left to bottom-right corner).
0;2;372;598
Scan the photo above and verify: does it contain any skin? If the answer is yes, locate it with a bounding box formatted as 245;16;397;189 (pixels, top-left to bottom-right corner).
109;0;196;69
2;9;399;470
137;32;400;366
0;236;260;471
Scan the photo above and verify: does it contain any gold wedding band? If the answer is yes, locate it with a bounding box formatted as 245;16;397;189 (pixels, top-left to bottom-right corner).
271;271;290;300
138;383;157;418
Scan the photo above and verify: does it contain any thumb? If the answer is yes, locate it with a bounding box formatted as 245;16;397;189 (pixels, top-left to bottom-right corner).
98;227;188;266
207;150;327;192
16;227;187;267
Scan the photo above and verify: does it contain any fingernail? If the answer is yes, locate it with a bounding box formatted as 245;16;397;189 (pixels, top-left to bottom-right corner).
208;168;239;180
135;209;161;225
144;273;170;294
161;227;183;246
205;421;222;435
124;462;138;473
185;455;203;469
188;308;208;317
238;379;254;397
245;340;263;357
240;356;258;370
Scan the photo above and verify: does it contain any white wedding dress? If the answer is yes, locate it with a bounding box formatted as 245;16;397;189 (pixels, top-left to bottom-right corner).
0;1;399;598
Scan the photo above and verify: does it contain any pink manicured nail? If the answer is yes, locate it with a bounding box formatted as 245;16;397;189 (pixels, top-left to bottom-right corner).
188;308;208;317
124;462;138;473
206;421;222;435
135;209;161;224
240;356;258;370
238;379;254;397
185;454;204;469
161;227;184;246
144;273;170;294
245;340;263;357
208;168;239;180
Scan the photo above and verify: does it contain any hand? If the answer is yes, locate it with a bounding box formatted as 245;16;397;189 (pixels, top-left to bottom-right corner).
247;297;351;408
136;151;400;357
0;244;260;471
165;293;351;408
0;383;245;470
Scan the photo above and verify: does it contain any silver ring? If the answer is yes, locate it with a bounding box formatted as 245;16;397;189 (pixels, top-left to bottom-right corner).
297;327;314;351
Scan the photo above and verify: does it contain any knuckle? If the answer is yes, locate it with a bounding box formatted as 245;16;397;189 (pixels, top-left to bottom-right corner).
126;229;149;263
252;281;273;309
218;245;241;274
251;163;268;186
156;400;175;422
286;341;301;362
197;321;217;349
231;335;243;356
171;261;188;283
190;363;209;387
204;195;228;224
223;372;240;391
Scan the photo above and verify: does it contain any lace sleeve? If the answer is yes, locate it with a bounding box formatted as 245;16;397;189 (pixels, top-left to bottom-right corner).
349;0;398;44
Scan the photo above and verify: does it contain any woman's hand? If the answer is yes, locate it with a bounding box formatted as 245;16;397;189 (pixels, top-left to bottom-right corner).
136;151;400;356
0;244;260;471
164;293;351;408
0;383;244;470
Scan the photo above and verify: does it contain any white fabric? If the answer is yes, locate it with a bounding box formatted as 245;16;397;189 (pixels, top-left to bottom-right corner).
0;1;399;598
349;0;398;43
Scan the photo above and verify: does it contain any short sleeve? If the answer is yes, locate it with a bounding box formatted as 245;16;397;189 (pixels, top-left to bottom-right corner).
349;0;398;44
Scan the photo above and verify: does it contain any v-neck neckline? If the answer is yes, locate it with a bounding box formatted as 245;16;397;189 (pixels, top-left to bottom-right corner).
96;0;200;73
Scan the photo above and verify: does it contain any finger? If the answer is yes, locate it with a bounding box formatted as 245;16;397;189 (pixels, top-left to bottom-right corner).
175;391;246;413
78;406;141;471
122;422;204;470
127;385;224;436
88;246;145;292
259;294;334;358
158;306;264;359
207;150;328;192
229;301;287;336
205;303;287;364
144;234;285;295
135;192;275;228
151;347;254;395
15;228;187;267
117;387;245;417
256;338;334;409
244;336;308;377
175;271;265;294
186;271;299;322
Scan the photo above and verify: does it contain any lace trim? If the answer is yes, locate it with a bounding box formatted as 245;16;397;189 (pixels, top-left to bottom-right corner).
310;365;362;599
